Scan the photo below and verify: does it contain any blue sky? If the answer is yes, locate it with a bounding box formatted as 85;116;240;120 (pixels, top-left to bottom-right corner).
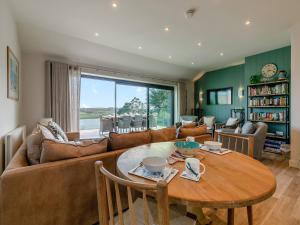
80;77;147;108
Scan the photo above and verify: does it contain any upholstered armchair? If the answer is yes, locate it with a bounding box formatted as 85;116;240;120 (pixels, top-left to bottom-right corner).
199;116;216;132
215;122;268;159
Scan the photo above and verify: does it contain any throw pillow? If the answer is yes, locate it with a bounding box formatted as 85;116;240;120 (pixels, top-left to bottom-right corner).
150;128;177;143
179;125;207;138
234;127;242;134
39;125;57;141
203;116;215;129
40;138;108;163
109;130;151;150
26;128;43;165
226;117;239;126
47;121;68;142
241;122;256;134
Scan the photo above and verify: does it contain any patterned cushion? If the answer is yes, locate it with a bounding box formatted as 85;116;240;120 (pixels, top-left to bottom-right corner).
46;121;68;142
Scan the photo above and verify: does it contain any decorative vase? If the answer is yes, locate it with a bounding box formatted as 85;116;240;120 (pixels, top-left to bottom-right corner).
278;70;287;80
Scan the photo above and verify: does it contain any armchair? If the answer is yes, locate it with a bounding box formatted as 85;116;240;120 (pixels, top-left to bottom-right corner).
215;122;268;159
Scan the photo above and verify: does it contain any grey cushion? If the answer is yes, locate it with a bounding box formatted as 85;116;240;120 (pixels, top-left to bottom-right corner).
241;122;256;134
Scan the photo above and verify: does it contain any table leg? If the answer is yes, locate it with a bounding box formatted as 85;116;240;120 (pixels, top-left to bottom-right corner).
247;206;253;225
187;206;211;225
227;208;234;225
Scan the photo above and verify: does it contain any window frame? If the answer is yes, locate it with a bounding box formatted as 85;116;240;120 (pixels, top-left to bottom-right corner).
207;87;233;105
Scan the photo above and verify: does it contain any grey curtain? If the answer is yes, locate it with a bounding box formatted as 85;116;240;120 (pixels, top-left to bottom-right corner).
45;61;81;132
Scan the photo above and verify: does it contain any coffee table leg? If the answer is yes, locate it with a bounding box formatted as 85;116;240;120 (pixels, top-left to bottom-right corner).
227;208;234;225
187;206;211;225
247;206;253;225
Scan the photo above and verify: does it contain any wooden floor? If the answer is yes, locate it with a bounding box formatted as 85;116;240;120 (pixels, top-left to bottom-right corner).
202;156;300;225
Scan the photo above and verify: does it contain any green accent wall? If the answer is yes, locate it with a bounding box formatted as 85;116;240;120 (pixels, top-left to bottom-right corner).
194;46;291;128
194;64;245;122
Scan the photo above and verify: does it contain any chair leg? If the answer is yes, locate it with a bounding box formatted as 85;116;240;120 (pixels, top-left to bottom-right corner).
227;208;234;225
247;206;253;225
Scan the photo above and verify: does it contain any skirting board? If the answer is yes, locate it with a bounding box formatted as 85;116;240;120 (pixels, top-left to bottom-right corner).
289;159;300;169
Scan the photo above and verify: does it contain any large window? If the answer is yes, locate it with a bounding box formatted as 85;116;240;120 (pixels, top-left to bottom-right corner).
80;74;174;134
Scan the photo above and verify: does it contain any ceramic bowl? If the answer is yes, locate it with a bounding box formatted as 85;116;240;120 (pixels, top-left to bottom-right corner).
204;141;222;151
142;156;167;173
174;141;200;156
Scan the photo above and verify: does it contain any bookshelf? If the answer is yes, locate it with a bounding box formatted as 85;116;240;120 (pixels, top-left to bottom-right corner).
247;80;290;153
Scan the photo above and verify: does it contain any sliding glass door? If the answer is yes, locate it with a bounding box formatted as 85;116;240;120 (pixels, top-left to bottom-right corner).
116;83;147;132
80;74;174;135
149;88;174;129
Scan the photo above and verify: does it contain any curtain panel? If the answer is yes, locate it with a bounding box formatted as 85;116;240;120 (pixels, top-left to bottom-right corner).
45;61;81;132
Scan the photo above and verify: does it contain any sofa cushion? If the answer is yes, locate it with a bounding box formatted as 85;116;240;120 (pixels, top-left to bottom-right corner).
181;121;197;128
179;125;207;138
150;128;177;143
109;131;151;151
40;138;108;163
26;129;43;165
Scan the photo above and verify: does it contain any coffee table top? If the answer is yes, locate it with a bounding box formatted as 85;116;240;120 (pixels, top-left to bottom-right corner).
117;142;276;208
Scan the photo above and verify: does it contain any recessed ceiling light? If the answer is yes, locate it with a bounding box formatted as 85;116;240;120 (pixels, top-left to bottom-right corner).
138;46;143;50
112;3;117;8
197;42;202;47
164;27;169;32
94;32;99;37
168;55;172;59
220;52;224;56
245;20;251;25
191;62;194;65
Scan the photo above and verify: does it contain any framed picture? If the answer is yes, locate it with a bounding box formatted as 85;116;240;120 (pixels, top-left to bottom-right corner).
7;46;19;100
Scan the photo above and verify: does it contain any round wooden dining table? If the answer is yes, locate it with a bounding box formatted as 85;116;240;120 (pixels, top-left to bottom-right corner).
117;142;276;225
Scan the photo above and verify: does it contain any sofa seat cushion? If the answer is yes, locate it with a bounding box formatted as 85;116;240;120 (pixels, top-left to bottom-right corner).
40;138;108;163
109;131;151;151
150;128;177;143
179;125;207;138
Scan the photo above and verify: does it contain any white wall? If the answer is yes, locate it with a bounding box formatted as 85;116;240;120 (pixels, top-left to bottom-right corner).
21;53;47;132
0;0;22;172
290;23;300;168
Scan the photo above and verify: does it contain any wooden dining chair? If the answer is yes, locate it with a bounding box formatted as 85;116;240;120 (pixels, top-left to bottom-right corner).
95;161;196;225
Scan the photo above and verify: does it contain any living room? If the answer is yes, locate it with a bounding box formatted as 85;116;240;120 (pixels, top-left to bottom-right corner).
1;0;300;225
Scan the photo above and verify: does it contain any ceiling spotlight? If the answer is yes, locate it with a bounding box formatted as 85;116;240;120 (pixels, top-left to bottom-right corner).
191;62;194;65
94;32;99;37
220;52;224;56
245;20;251;25
112;2;117;8
138;46;143;50
164;27;169;32
168;55;172;59
197;42;202;47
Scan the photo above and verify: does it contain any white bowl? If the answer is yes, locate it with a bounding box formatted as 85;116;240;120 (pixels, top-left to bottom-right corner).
204;141;222;151
142;156;167;173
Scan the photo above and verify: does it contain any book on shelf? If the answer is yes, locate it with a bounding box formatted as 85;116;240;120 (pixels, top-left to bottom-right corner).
249;96;287;107
249;112;285;122
248;83;288;96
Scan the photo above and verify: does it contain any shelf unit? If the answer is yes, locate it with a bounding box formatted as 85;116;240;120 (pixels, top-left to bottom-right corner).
247;80;290;153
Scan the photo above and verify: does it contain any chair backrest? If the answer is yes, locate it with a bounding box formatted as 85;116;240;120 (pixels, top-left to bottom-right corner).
119;116;132;128
95;161;169;225
252;122;268;159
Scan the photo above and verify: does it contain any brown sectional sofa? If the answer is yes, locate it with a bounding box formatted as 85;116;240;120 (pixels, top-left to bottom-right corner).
0;127;212;225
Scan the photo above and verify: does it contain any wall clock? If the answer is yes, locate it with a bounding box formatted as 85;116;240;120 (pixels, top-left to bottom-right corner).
261;63;277;79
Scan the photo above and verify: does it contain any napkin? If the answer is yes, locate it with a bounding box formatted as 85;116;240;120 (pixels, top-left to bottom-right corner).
180;170;200;182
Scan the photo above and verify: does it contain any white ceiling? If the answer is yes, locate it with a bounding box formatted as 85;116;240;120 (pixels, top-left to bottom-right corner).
9;0;300;79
